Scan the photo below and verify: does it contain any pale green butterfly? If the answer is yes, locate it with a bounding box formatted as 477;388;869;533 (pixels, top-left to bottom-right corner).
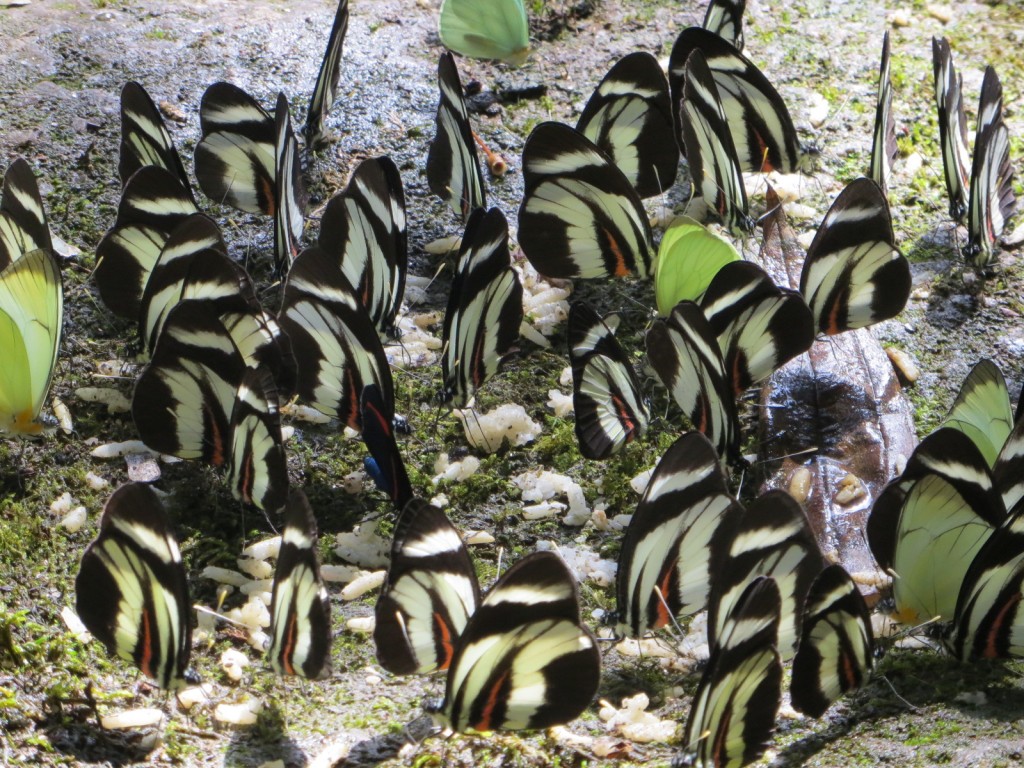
653;216;740;316
439;0;530;67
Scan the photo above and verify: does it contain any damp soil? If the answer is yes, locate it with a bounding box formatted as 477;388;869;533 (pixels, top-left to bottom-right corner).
2;0;1024;766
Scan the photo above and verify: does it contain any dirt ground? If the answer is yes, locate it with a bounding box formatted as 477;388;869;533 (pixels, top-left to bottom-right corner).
3;0;1024;766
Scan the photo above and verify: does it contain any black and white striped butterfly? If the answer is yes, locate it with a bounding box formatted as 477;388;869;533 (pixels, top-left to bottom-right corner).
317;156;407;338
791;564;874;717
576;52;678;199
76;483;193;689
0;158;52;272
567;302;648;460
303;0;349;148
613;431;742;638
273;92;306;273
674;576;782;768
267;489;332;679
117;81;195;205
670;26;810;174
799;177;910;336
677;49;752;236
440;207;523;408
132;300;289;512
519;121;654;279
869;32;897;196
702;0;746;51
278;245;394;431
427;52;485;222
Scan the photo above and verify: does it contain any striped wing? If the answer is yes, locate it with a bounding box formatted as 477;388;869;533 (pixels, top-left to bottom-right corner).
645;300;740;462
678;50;752;236
799;177;910;335
273;93;306;274
317;156;407;337
940;358;1013;468
228;366;288;513
670;27;806;174
440;207;523;408
0;249;63;436
75;483;191;690
375;499;480;675
194;82;276;214
436;551;600;732
868;32;897;196
360;383;412;511
614;431;741;637
702;0;746;50
680;577;782;768
966;116;1015;267
268;490;332;678
438;0;530;67
932;37;970;223
427;52;486;222
117;81;195;203
707;490;824;660
0;158;52;272
567;302;648;460
576;52;678;198
700;260;814;393
303;0;349;147
279;246;394;430
791;565;874;718
519;121;653;279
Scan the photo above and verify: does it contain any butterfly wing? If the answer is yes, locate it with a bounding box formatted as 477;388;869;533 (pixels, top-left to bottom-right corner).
360;383;412;511
932;37;970;223
273;93;306;273
228;366;289;513
440;207;523;408
75;483;191;689
791;564;874;718
519;121;653;279
437;550;600;732
940;358;1013;468
567;302;648;460
375;499;480;675
268;489;332;678
0;249;63;436
702;0;746;50
438;0;530;67
0;158;52;271
868;32;897;196
576;52;678;198
614;431;741;637
117;82;195;203
799;177;909;335
303;0;349;147
966;118;1014;267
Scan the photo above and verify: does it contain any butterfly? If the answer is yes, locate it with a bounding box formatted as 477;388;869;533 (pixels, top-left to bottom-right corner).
438;0;530;67
360;383;413;511
273;92;306;273
376;502;600;730
613;431;743;638
0;158;53;272
790;564;874;717
427;52;486;222
575;51;678;199
194;82;275;214
279;245;394;431
93;165;200;320
303;0;349;148
567;302;648;460
868;32;897;197
76;482;193;689
317;156;407;338
653;216;740;316
267;489;332;679
117;81;195;204
799;177;910;335
706;490;824;661
676;576;782;768
440;207;523;408
646;300;740;461
132;300;289;512
965;99;1015;266
0;248;63;437
702;0;746;51
518;121;654;279
677;49;752;236
670;26;810;174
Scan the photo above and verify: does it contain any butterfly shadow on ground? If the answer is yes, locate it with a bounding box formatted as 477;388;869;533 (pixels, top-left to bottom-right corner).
770;649;1024;767
44;714;163;767
223;699;308;767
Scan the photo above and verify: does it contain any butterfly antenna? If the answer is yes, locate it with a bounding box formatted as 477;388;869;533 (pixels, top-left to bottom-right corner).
878;673;921;713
